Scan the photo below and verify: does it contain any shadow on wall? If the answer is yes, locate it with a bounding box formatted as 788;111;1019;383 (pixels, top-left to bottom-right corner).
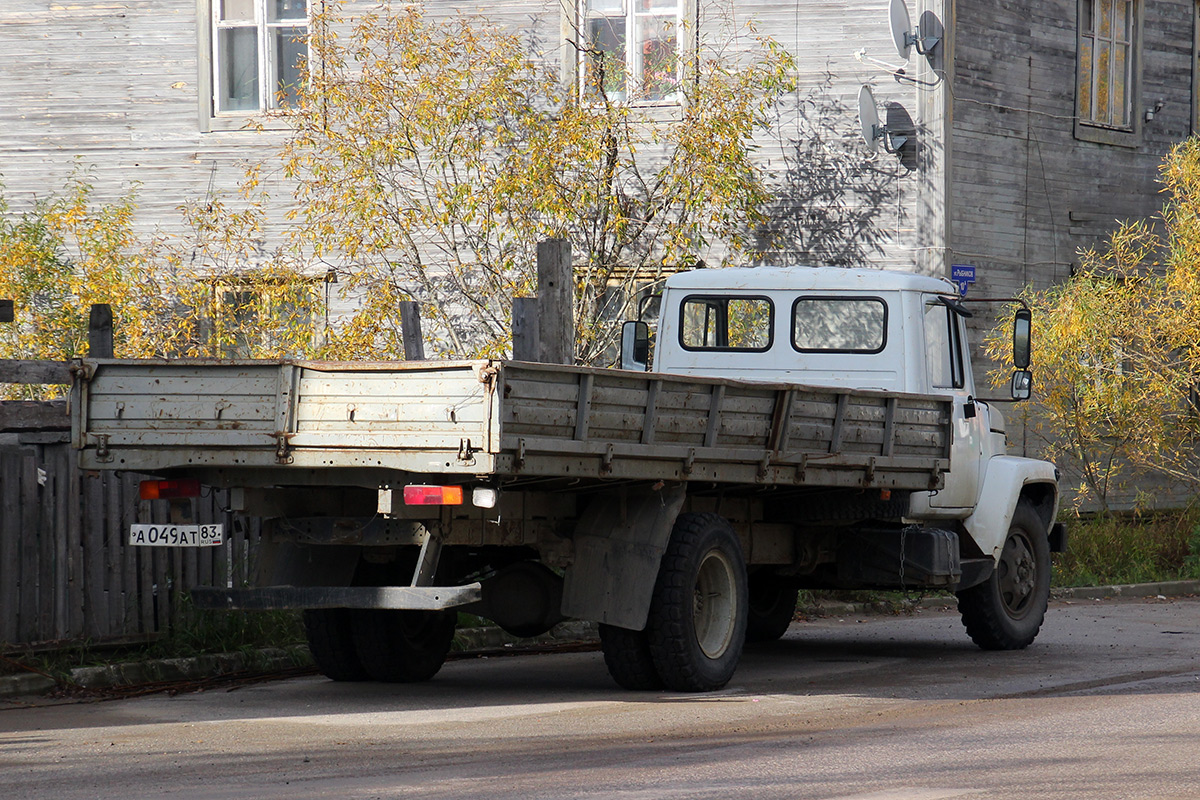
754;73;911;268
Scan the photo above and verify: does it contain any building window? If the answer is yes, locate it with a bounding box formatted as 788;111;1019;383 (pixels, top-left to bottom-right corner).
1076;0;1141;145
201;272;329;358
579;0;684;104
212;0;309;115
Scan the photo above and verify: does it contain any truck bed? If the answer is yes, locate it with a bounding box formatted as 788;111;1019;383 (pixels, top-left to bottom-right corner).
71;359;952;490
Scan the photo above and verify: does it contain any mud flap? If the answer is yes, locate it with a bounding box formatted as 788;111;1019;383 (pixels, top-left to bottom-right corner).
561;483;687;630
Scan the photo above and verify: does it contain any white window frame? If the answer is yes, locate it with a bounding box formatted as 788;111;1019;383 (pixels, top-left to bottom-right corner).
1075;0;1142;147
575;0;690;105
198;0;310;132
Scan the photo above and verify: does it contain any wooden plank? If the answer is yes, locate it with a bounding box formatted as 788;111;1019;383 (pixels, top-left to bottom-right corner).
0;401;69;431
536;239;573;365
154;539;169;634
704;385;725;448
36;446;56;640
399;300;425;361
0;360;71;385
119;474;138;635
82;472;106;639
51;445;69;638
829;394;850;453
105;473;123;635
88;304;113;358
882;397;897;457
512;297;539;362
18;454;38;642
0;451;19;644
642;380;661;444
66;450;84;639
132;498;151;634
769;390;794;453
574;373;593;441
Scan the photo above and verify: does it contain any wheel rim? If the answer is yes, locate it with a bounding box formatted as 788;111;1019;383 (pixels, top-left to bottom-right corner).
693;549;737;659
997;530;1038;619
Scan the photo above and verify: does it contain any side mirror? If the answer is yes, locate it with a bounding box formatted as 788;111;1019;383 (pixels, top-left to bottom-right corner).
620;320;650;371
1011;369;1032;401
1013;308;1031;370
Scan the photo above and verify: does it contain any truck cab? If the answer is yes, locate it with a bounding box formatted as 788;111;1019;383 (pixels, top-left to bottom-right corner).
624;265;1062;615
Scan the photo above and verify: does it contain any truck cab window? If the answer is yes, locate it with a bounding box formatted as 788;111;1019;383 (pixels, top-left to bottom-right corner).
924;301;965;389
679;296;772;351
792;297;887;353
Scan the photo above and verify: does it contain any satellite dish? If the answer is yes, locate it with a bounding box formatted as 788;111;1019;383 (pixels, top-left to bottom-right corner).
889;0;913;60
888;0;941;60
857;85;908;155
858;85;882;153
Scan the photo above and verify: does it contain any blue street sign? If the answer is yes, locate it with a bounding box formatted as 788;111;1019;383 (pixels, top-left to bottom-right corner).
951;264;976;297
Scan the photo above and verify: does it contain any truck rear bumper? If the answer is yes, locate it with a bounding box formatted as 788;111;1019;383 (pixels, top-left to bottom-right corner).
190;584;482;611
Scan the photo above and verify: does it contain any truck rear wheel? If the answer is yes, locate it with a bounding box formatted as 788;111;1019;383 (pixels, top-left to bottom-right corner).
956;502;1051;650
746;575;798;643
303;608;371;682
646;513;748;692
599;624;663;690
350;609;457;682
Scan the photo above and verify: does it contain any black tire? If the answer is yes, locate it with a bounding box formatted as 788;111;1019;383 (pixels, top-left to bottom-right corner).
956;502;1051;650
746;575;798;643
599;623;663;690
645;512;748;692
303;608;371;682
350;608;457;682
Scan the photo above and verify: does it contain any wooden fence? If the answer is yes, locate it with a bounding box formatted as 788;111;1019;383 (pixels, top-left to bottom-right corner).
1;368;262;649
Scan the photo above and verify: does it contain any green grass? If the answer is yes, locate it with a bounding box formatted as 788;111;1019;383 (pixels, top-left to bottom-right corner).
1;605;305;683
1053;510;1200;587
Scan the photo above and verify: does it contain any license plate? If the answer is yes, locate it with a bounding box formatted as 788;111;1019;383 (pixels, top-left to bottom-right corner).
129;523;224;547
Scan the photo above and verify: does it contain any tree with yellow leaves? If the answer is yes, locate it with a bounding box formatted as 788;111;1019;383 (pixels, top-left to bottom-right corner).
276;3;795;363
0;172;327;398
990;139;1200;510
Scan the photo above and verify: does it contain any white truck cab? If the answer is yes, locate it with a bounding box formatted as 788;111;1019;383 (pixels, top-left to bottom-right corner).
624;266;1063;650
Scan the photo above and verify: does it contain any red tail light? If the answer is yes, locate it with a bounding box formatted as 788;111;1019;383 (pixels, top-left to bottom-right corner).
403;485;464;505
139;479;202;500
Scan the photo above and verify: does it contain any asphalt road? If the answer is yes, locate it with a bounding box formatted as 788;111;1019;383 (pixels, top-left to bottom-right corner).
2;596;1198;800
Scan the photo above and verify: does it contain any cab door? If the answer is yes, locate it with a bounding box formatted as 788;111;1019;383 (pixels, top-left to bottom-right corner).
922;297;984;510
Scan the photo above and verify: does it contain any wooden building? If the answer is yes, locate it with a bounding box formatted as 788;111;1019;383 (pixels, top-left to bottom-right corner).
3;1;1194;273
2;0;1198;502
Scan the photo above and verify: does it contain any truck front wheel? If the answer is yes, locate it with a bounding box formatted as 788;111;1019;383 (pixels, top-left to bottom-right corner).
350;609;457;682
956;502;1051;650
646;513;748;692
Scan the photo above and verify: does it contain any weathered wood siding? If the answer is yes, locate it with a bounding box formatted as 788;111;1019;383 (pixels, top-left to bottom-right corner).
0;0;924;272
950;0;1194;296
0;426;262;648
732;1;926;273
950;0;1196;509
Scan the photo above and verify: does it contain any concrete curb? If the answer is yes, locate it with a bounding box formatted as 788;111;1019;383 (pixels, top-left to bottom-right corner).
1051;579;1200;601
3;582;1198;700
0;646;314;701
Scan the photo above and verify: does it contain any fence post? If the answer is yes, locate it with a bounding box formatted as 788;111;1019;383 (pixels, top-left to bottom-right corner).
0;299;12;324
399;300;425;361
536;239;574;365
88;304;113;358
512;297;540;362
